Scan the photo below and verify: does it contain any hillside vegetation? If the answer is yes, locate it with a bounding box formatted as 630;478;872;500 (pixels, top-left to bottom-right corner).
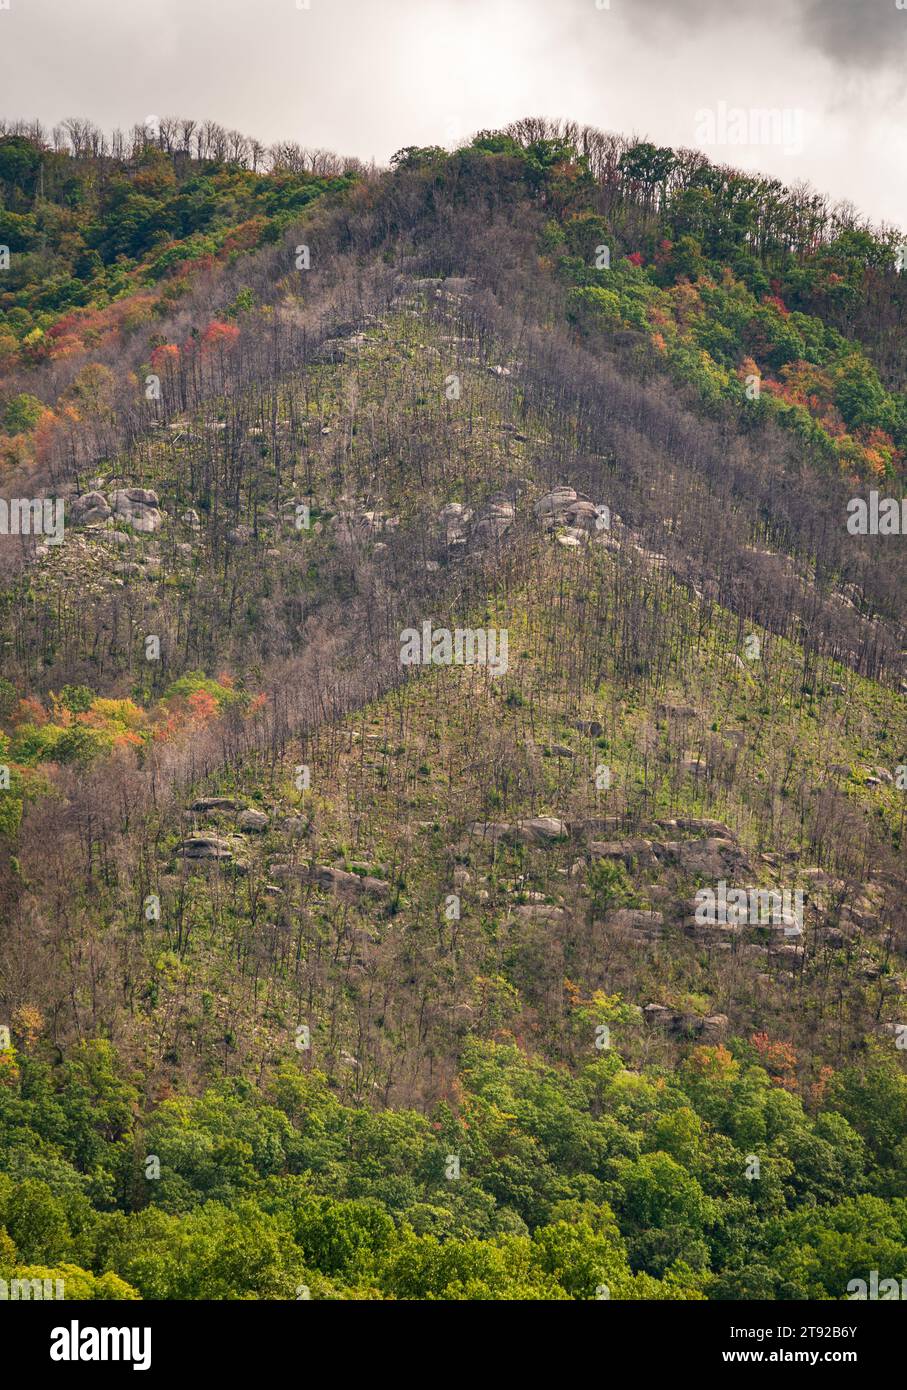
0;117;905;1301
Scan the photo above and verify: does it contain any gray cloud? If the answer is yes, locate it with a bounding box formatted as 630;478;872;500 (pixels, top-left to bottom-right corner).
616;0;907;72
800;0;907;71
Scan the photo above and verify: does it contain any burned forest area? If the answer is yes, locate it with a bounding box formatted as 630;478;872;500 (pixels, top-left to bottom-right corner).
0;104;906;1314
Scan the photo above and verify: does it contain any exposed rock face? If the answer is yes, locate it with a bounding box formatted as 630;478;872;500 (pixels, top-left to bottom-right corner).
569;817;623;839
311;865;391;899
237;809;269;832
655;818;735;838
568;818;741;860
281;816;309;837
439;501;473;548
660;837;752;877
563;499;602;532
516;816;569;844
511;904;567;925
177;834;233;860
535;488;606;537
769;942;805;969
265;861;300;881
116;486;158;507
588;839;659;869
683;906;742;940
534;487;578;524
471;815;569;846
601;909;664;940
472;495;515;546
70;491;112;525
334;505;398;542
110;488;162;532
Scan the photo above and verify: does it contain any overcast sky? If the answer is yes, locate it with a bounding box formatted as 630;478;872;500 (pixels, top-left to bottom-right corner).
1;0;905;228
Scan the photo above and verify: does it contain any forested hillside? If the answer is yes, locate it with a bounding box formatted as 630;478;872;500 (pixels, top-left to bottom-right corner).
1;116;906;1302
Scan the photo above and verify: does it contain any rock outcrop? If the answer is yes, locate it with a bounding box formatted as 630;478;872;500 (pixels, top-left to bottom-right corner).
177;834;234;861
110;488;162;533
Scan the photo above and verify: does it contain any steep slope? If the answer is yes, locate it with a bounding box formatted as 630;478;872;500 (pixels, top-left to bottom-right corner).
0;124;906;1302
